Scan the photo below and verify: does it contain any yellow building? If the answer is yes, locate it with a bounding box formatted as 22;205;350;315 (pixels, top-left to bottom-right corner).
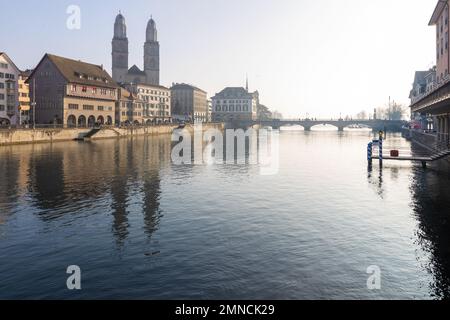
18;70;31;124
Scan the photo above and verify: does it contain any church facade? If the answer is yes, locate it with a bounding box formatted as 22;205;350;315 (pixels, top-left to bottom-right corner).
111;13;160;86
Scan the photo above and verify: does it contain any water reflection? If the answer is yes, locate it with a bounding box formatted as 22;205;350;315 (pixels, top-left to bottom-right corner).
410;167;450;299
1;131;450;299
0;136;171;244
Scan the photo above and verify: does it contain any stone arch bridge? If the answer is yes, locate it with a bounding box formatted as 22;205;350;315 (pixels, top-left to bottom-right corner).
234;119;406;132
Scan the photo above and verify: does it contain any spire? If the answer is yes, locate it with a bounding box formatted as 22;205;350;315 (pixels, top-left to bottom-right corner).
146;16;157;42
246;74;249;92
114;12;127;39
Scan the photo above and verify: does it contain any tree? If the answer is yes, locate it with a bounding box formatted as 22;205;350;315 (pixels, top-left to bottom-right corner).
387;103;407;121
356;110;368;120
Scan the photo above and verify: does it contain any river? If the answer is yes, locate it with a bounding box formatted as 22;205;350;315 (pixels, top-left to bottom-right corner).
0;129;449;299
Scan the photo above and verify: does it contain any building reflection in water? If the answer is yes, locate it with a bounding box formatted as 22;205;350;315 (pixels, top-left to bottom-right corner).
410;166;450;299
0;147;21;223
1;135;171;246
367;162;384;199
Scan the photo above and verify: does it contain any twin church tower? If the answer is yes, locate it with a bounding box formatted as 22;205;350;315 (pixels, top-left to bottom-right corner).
111;12;160;85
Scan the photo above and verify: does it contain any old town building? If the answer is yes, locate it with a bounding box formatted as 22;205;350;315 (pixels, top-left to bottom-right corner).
125;83;171;124
0;52;21;126
170;83;208;122
211;87;258;122
27;54;119;127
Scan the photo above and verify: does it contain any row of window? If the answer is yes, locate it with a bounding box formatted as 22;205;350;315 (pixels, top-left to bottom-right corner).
138;88;169;96
0;63;8;69
121;111;142;116
215;99;251;104
215;105;250;112
437;33;449;61
437;8;449;38
0;73;15;79
70;84;116;96
68;104;113;111
74;72;109;84
0;105;15;111
139;95;170;103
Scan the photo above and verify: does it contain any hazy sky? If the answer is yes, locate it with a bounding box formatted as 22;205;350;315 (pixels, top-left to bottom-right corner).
0;0;437;118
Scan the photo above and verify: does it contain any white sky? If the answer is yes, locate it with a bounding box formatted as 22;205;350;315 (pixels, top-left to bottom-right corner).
0;0;438;118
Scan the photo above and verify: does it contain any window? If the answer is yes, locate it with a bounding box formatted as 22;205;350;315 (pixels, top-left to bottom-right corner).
446;32;448;50
0;63;7;69
0;105;4;111
83;105;94;111
0;73;4;78
92;87;97;94
0;94;4;100
71;84;77;92
101;88;107;95
0;83;4;89
68;104;79;110
82;86;87;93
98;106;104;111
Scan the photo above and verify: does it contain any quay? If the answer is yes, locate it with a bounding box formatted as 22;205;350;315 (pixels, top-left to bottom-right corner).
0;123;224;146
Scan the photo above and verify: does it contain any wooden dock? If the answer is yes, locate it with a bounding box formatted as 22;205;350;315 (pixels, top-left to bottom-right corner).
371;149;450;167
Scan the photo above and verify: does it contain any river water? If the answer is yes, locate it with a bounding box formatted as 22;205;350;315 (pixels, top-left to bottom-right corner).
0;129;450;299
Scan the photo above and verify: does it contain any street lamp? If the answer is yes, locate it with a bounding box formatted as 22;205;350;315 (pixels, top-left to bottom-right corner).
31;102;36;129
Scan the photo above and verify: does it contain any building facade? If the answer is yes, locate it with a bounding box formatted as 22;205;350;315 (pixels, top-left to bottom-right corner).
0;52;21;126
125;83;171;124
112;13;160;86
115;87;144;125
211;87;258;122
18;71;31;124
170;83;208;122
430;1;450;82
27;54;118;127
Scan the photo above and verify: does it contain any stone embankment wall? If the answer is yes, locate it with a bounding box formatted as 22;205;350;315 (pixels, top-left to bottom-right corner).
0;123;225;146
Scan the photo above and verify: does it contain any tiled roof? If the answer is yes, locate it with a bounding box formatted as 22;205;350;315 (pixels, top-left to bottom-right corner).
28;53;118;89
212;87;254;99
170;83;207;94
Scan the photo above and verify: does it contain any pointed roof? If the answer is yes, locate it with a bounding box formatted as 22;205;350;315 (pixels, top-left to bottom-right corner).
429;0;448;25
0;52;21;73
212;87;255;100
27;53;118;88
128;65;146;75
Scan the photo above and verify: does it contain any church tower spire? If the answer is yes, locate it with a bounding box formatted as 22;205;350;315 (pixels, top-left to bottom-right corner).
112;12;129;83
144;16;160;85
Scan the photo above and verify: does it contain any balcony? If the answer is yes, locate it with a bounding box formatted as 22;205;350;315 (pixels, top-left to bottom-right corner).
410;74;450;106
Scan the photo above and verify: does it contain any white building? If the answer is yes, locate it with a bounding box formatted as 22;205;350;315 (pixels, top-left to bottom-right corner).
0;52;21;126
125;83;171;124
211;87;258;122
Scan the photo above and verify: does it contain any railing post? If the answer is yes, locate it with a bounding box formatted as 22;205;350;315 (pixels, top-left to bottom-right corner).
378;130;383;163
367;142;373;164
